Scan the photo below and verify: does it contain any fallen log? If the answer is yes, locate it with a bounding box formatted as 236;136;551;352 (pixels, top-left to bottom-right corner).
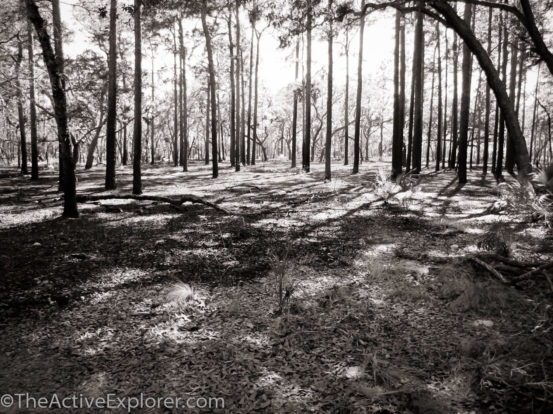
469;257;510;284
512;261;553;283
75;193;229;214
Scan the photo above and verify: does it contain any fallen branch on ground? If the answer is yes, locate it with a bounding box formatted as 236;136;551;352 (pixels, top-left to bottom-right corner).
75;193;229;214
512;262;553;283
469;257;510;284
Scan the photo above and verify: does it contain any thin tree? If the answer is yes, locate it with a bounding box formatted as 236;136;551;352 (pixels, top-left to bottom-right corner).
15;35;28;175
227;7;236;167
234;0;241;171
303;0;313;173
132;0;142;195
105;0;117;190
411;1;424;173
449;33;459;169
201;0;218;178
352;0;365;174
27;21;38;179
482;6;492;175
391;10;402;178
324;0;333;181
457;3;473;184
436;22;443;171
291;37;299;168
344;27;350;166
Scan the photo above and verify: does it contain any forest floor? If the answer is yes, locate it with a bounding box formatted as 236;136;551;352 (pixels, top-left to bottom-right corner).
1;160;553;413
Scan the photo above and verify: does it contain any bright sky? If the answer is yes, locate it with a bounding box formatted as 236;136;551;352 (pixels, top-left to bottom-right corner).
61;0;396;97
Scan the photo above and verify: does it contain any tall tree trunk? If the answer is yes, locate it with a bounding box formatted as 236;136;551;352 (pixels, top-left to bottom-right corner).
436;22;443;171
426;47;436;169
495;8;508;181
26;0;78;216
234;0;241;171
27;22;39;179
492;18;503;174
344;28;350;166
105;0;117;189
482;7;492;175
529;64;541;162
400;18;406;168
442;29;448;169
150;47;155;165
240;49;246;165
457;3;473;184
205;82;210;165
324;0;333;181
303;0;313;173
292;37;299;168
352;0;365;174
449;33;459;169
172;26;179;167
132;0;142;195
201;0;218;178
15;36;28;176
252;29;262;166
227;8;236;167
392;11;402;178
246;24;254;165
505;37;518;174
412;1;424;173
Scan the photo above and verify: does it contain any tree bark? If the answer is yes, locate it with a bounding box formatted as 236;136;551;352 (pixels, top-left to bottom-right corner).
412;1;425;173
105;0;117;190
482;7;492;175
15;36;28;176
344;28;350;166
457;3;472;184
352;0;365;174
25;0;78;217
234;0;241;171
227;8;236;168
292;37;299;168
201;0;218;178
132;0;142;195
324;0;333;181
392;11;403;178
27;22;39;180
304;0;313;173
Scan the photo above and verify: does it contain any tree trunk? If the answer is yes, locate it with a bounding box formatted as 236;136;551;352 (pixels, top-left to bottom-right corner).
246;24;254;165
352;0;365;174
85;86;107;169
392;11;403;178
304;0;313;173
426;47;436;169
412;1;424;174
457;3;473;184
324;0;333;181
227;8;236;168
482;7;492;175
132;0;142;195
234;0;241;171
205;81;210;165
252;29;262;166
172;26;179;167
15;36;28;176
344;28;350;166
505;37;518;175
429;1;532;180
449;33;459;169
436;22;443;171
27;22;39;180
495;8;508;181
26;0;78;217
201;0;218;178
529;64;540;162
150;47;155;165
292;37;299;168
105;0;117;190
